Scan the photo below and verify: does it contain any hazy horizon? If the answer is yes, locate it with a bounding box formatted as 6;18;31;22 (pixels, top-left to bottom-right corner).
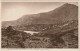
1;2;78;21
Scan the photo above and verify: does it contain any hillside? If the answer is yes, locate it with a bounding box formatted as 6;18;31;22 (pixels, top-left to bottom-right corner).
2;26;78;48
2;3;78;28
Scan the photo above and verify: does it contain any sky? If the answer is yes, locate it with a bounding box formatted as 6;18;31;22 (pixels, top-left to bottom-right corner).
1;2;78;21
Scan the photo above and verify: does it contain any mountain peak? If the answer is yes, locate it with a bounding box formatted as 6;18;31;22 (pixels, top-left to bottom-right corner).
62;3;78;7
2;3;78;27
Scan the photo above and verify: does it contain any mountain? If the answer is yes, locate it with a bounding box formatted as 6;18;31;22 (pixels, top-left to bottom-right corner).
2;3;78;28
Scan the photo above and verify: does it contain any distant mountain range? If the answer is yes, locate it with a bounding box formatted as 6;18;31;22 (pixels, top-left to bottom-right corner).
2;3;78;30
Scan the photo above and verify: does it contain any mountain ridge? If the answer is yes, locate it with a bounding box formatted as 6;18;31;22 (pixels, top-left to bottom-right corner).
2;3;78;28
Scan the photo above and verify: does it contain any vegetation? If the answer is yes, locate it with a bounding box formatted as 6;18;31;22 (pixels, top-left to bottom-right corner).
2;22;78;48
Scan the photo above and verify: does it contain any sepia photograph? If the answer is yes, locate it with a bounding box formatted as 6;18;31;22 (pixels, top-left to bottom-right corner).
1;2;78;48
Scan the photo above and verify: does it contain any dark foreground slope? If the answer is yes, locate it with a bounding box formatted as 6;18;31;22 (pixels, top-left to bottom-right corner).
2;20;78;48
2;26;78;48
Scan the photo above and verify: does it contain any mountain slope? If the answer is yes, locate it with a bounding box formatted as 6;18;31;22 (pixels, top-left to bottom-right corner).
2;3;78;28
17;3;78;25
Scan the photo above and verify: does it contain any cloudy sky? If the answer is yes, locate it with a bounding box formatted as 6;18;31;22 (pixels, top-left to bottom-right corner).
1;2;78;21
